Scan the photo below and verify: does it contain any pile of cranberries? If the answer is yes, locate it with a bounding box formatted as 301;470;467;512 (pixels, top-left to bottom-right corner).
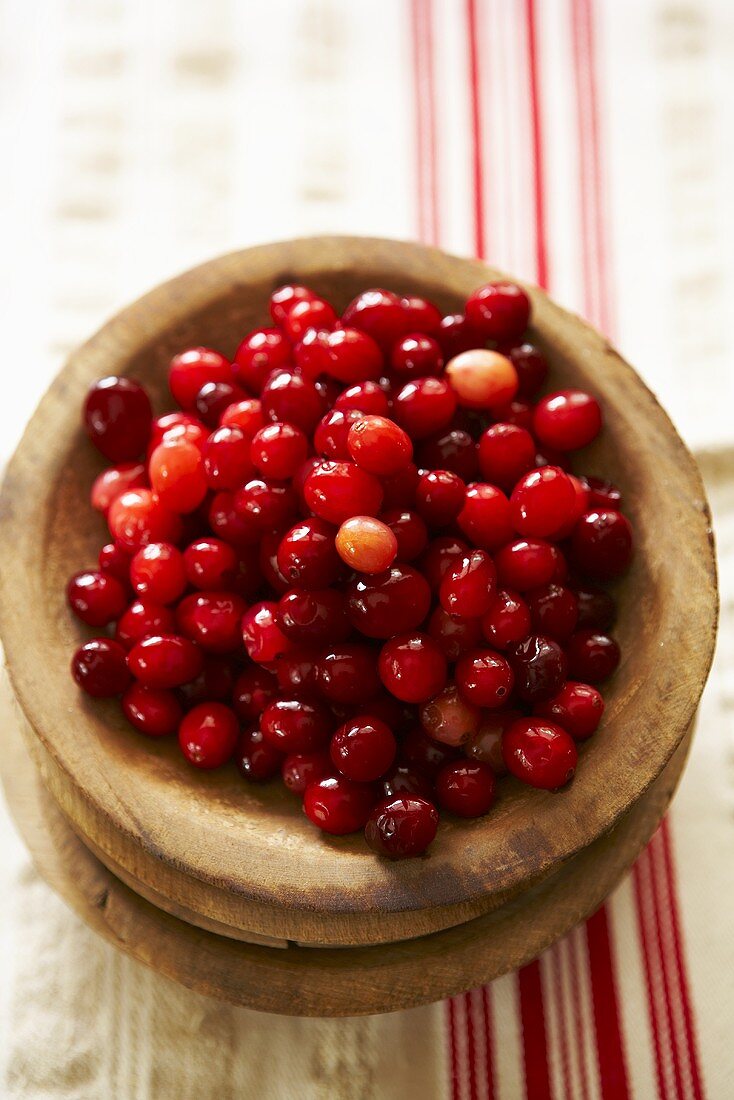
68;279;633;859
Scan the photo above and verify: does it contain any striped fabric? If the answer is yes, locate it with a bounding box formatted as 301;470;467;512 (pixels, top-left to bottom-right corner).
0;1;732;1097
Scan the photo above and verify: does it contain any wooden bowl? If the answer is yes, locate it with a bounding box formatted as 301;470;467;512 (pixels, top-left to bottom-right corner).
0;237;718;955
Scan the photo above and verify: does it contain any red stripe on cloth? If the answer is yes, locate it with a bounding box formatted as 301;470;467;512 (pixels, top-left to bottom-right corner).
633;853;671;1099
648;833;687;1099
518;962;553;1100
465;0;485;258
549;944;574;1100
523;0;548;289
463;992;479;1100
448;994;463;1100
568;932;592;1100
481;986;496;1100
585;907;632;1099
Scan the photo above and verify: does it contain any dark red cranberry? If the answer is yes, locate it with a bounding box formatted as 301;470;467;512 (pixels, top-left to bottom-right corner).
274;647;319;693
98;542;132;584
509;633;567;703
177;655;236;706
176;591;246;653
494;538;560;591
572;510;633;580
437;312;485;359
277;517;343;588
341;288;407;350
122;682;182;736
378;632;447;703
277;587;350;645
439;550;496;618
574;585;617;631
498;342;548;398
261;369;326;434
455;649;514;708
465;710;520;775
318;644;381;704
347;565;431;638
365;795;439;858
232;665;278;722
330;715;397;782
314;408;363;459
417;429;480;482
208;490;258;548
303;460;383;524
420;685;481;746
241;601;292;663
465;281;530;341
282;750;332;795
303;775;376;835
195;381;247;428
84;376;152;461
478;423;535;490
579;475;623;511
381;509;428;562
533;390;602;451
71;638;131;697
503;718;577;789
233;478;297;534
526;584;579;641
481;588;531;650
236;726;283;781
391;334;444;377
535;681;605;740
178;702;238;769
297;327;383;384
566;630;620;682
415;470;466;527
233;328;291;392
427;605;483;662
115;599;176;648
493;398;533;431
393;377;457;439
418;535;470;590
435;760;496;817
67;570;128;627
250;423;309;480
260;695;334;753
183;538;238;590
400;295;442;334
457;483;514;550
381;764;434;801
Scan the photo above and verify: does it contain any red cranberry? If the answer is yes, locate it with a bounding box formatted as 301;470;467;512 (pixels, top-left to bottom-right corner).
71;638;131;697
478;423;535;490
178;702;238;769
233;328;290;392
236;726;283;781
233;478;297;534
455;649;514;708
465;710;520;775
417;429;480;482
348;565;431;639
297;327;383;384
127;634;204;689
115;599;176;648
572;510;633;580
330;715;396;782
510;466;576;538
494;398;533;431
250;423;308;480
282;750;332;794
419;535;470;589
274;647;320;693
503;718;577;789
427;606;483;662
108;488;183;552
169;348;232;409
148;441;208;515
567;629;620;682
437;313;485;359
277;587;350;645
499;342;548;398
509;634;567;703
574;585;616;631
439;549;496;618
130;543;186;605
420;685;481;746
481;588;531;650
381;509;428;562
67;570;127;627
416;470;466;527
176;591;246;653
303;775;376;835
393;378;457;439
241;601;292;663
208;491;257;548
232;665;278;722
457;483;514;551
303;460;383;524
465;281;530;341
391;334;444;377
314;408;363;459
261;369;326;434
201;426;254;489
400;294;442;334
220;398;265;436
122;683;182;736
495;538;559;591
270;284;318;327
535;681;604;740
381;764;434;801
365;795;439;858
446;350;518;410
283;296;337;342
347;415;412;476
526;584;579;641
84;376;152;461
91;462;147;513
435;760;496;817
336;516;398;574
334;380;391;417
277;517;342;588
183;538;238;590
341;288;407;349
195;381;247;428
260;695;333;753
318;644;381;704
98;542;132;584
152;417;209;454
579;475;623;511
378;632;447;703
533;390;602;451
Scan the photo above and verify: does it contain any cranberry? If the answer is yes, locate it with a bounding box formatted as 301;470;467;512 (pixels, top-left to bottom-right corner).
122;682;182;736
509;634;567;703
494;398;533;431
318;644;381;704
67;570;127;627
579;475;623;511
303;775;376;835
130;543;186;605
115;599;176;648
334;380;391;417
393;378;457;439
195;381;247;428
241;601;292;663
183;538;238;590
510;466;576;538
427;606;483;662
574;585;616;631
176;591;246;653
71;638;131;697
499;342;548;398
274;647;320;693
481;588;531;650
277;517;342;588
282;749;332;794
419;535;470;589
233;328;290;392
303;461;383;524
381;764;434;801
347;415;412;476
250;423;308;480
417;429;479;482
151;411;203;443
435;760;496;817
365;795;439;858
91;462;147;513
208;491;257;548
526;584;579;641
455;649;514;708
465;281;531;341
233;479;297;536
400;725;459;776
270;284;318;327
391;334;444;377
381;509;428;562
457;484;514;551
378;632;447;703
336;516;398;574
535;681;604;740
98;542;132;584
478;423;535;490
503;718;577;789
465;710;520;775
446;349;518;411
572;510;633;580
178;702;238;769
200;426;253;489
533;390;602;451
495;538;559;590
567;629;620;682
416;470;466;527
341;288;407;349
314;409;363;459
235;726;283;781
108;488;183;552
420;685;481;746
297;327;383;383
283;296;337;342
277;587;350;645
232;665;278;722
83;376;152;461
437;313;485;359
380;462;419;510
330;715;396;782
127;634;204;689
169;348;232;409
348;565;431;638
149;440;208;514
220;398;265;436
401;294;442;334
260;696;333;753
439;550;496;618
261;369;326;434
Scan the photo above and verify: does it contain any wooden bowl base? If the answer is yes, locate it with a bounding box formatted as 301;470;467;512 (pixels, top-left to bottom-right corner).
0;698;693;1017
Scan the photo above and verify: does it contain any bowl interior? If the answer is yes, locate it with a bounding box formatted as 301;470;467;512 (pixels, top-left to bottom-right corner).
0;237;717;914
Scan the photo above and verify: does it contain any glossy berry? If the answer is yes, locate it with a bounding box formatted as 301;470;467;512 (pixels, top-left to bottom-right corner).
277;517;342;589
420;685;481;746
391;333;444;377
378;632;447;704
526;584;579;641
277;587;351;645
330;715;396;782
579;475;622;511
169;348;232;410
455;649;514;708
232;665;278;722
202;426;254;489
130;543;186;605
260;696;334;753
115;598;176;648
318;644;381;704
572;510;633;580
500;342;548;398
465;710;520;775
236;726;283;781
314;408;363;459
274;646;320;694
533;390;602;451
127;633;204;689
457;484;514;551
502;718;577;789
334;379;391;417
91;462;147;513
439;550;496;618
178;702;239;769
465;281;531;341
67;570;127;626
393;378;457;440
303;775;376;835
149;440;208;514
381;509;428;562
84;376;152;461
478;423;535;490
108;488;183;552
446;349;518;410
418;535;470;589
481;588;531;650
122;683;182;737
510;466;576;538
250;423;308;480
208;490;260;548
494;538;559;591
509;634;567;703
401;295;442;334
347;415;412;476
220;398;265;436
282;749;332;795
365;796;439;859
282;296;337;342
261;369;326;434
341;288;407;350
348;565;431;639
297;327;383;384
195;380;247;428
234;328;291;392
270;284;318;327
241;601;292;663
71;638;131;697
233;478;298;534
535;681;605;740
98;542;132;583
566;630;620;682
304;461;383;524
435;760;496;817
427;606;483;662
177;591;247;653
437;313;485;359
336;516;398;574
183;538;238;590
415;470;466;527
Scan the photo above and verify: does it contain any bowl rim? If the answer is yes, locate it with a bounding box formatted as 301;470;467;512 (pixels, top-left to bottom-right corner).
0;235;719;916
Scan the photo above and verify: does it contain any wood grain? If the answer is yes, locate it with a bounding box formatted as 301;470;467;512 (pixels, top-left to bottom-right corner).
0;237;718;949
